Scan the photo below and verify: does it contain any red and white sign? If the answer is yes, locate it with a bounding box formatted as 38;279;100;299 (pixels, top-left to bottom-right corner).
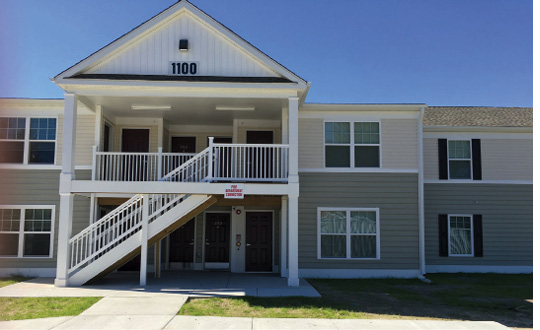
225;184;244;199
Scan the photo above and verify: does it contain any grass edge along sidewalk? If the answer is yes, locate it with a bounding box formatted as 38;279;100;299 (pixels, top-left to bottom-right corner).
178;273;533;329
0;277;101;321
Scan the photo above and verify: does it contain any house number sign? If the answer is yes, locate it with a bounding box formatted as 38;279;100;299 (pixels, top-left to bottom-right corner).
169;62;198;75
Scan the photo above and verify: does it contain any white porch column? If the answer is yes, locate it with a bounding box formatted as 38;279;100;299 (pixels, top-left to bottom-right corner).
140;194;149;286
94;105;102;148
280;196;288;278
55;93;78;287
287;97;299;287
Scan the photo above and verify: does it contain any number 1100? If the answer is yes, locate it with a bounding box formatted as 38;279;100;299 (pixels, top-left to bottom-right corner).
171;62;197;75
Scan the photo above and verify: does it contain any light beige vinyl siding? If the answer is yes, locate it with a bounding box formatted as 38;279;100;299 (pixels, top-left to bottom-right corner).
423;138;439;180
423;137;533;181
381;119;417;169
237;127;281;144
482;139;532;181
299;118;324;169
114;125;159;152
56;114;96;166
0;170;90;269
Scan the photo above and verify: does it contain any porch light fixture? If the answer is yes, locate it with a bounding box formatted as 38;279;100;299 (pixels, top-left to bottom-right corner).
216;106;255;111
179;39;189;51
131;105;172;111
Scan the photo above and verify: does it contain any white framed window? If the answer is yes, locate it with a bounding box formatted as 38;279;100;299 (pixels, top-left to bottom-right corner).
0;206;55;258
318;207;380;259
448;140;471;179
324;122;380;168
0;117;57;165
448;215;474;257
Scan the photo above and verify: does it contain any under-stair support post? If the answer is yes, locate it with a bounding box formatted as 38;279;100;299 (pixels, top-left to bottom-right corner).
207;137;214;181
140;194;149;287
55;93;78;287
280;196;288;278
287;97;300;287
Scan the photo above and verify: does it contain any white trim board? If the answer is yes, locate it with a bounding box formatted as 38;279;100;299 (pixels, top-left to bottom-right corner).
424;180;532;185
299;269;421;279
425;265;532;274
300;168;418;174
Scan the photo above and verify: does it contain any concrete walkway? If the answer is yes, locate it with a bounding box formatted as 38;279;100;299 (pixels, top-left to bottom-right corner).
0;272;511;330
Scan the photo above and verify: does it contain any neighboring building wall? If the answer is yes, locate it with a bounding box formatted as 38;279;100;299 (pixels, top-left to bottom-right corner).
298;173;420;277
424;183;533;271
0;170;91;275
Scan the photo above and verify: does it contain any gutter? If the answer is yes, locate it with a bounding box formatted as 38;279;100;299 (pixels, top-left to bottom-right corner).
418;107;426;275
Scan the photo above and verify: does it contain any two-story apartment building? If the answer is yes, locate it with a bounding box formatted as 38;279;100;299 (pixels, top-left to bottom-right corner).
0;1;532;287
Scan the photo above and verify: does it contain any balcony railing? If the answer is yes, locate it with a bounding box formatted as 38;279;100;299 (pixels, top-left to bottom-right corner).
91;139;289;183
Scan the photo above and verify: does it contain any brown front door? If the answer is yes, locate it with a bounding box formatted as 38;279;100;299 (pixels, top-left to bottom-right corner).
245;212;273;272
121;129;150;181
169;219;195;263
246;131;273;179
205;213;230;266
171;136;196;153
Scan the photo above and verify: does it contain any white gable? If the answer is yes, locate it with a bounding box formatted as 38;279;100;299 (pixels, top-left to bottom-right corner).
82;11;280;78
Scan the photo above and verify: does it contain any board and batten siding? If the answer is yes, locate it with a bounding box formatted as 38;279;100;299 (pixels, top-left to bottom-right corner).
298;173;419;270
0;170;91;270
298;118;418;170
424;183;532;267
423;138;533;181
56;114;96;167
86;12;278;78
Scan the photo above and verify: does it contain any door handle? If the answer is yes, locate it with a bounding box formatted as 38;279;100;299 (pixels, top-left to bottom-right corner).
205;243;210;245
246;243;252;247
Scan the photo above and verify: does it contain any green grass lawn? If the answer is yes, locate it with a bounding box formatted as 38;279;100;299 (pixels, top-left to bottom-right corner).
0;276;101;321
0;297;101;321
179;274;533;329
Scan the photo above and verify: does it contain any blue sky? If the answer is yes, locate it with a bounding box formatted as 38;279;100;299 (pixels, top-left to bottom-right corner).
0;0;532;107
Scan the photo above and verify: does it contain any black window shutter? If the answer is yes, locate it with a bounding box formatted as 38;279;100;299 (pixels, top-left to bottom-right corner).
438;139;448;180
473;214;483;257
438;214;448;257
472;139;482;180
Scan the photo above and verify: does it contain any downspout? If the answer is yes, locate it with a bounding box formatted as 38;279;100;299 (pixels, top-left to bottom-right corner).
418;107;426;276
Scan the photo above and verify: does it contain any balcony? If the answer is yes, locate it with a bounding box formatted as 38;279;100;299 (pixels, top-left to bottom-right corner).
92;140;289;183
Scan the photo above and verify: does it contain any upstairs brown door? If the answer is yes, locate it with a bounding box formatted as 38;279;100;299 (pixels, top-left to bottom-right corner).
169;219;195;263
205;213;230;264
245;212;273;272
121;129;150;181
246;131;273;179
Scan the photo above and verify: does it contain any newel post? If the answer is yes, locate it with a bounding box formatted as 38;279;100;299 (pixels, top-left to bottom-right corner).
157;147;163;179
207;137;214;182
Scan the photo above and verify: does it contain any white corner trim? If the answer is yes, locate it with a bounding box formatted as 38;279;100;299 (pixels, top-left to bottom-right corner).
425;265;532;274
299;268;421;279
424;179;532;185
300;168;418;174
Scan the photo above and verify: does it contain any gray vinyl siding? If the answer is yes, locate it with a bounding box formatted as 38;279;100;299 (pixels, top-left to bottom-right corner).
299;173;419;270
56;114;96;166
299;118;324;168
0;170;91;269
425;183;533;266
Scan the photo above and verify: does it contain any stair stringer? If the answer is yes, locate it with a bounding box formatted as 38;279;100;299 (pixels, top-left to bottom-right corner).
67;194;216;286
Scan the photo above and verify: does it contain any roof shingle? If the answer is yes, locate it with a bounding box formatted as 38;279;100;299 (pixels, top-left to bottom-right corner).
424;106;532;127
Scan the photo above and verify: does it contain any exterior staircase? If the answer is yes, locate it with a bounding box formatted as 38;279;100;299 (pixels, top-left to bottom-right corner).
66;148;216;286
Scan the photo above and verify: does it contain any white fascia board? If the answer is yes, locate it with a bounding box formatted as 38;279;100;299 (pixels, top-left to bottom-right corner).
423;131;532;140
71;181;294;195
56;82;301;99
0;100;93;116
302;103;427;112
423;125;532;134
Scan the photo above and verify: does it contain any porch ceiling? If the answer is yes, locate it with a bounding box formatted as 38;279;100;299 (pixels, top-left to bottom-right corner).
85;95;284;125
